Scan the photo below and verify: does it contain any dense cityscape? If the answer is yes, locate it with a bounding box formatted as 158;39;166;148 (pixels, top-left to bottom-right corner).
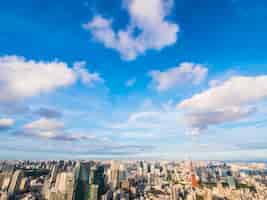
0;160;267;200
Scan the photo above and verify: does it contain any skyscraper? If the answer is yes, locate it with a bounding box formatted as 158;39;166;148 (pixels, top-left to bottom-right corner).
74;162;90;200
110;161;120;189
89;184;99;200
8;170;24;196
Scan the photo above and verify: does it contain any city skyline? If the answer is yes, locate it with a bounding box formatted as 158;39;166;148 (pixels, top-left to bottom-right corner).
1;0;267;160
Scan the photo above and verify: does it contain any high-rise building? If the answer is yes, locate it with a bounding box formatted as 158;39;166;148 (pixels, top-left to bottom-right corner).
49;165;58;187
73;162;90;200
0;174;5;189
101;190;112;200
118;164;127;183
54;171;74;199
93;165;106;198
89;184;99;200
227;176;236;189
66;172;75;200
8;170;24;195
55;172;67;193
89;166;96;185
19;177;29;192
1;176;11;191
170;184;181;200
110;161;120;189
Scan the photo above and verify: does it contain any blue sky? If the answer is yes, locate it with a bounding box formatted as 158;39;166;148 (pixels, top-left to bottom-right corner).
0;0;267;160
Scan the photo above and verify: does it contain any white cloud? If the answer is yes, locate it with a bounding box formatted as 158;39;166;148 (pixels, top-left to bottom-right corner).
149;62;208;91
24;118;64;131
22;118;100;141
0;56;103;102
125;78;136;87
177;75;267;134
73;61;104;85
0;118;15;130
208;79;221;87
128;111;160;122
34;131;59;139
83;0;179;60
120;131;155;138
23;118;66;139
110;111;161;129
208;69;238;88
178;76;267;111
0;56;75;102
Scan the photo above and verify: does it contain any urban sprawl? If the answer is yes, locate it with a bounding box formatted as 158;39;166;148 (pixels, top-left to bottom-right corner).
0;160;267;200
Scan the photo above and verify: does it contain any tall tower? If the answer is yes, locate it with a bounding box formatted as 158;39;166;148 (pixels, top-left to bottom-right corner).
190;161;198;189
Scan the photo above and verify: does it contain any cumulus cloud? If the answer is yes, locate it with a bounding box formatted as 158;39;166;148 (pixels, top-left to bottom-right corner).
83;0;179;60
73;61;104;85
177;75;267;134
178;76;267;110
0;56;75;102
0;118;15;130
149;62;208;91
0;55;103;102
